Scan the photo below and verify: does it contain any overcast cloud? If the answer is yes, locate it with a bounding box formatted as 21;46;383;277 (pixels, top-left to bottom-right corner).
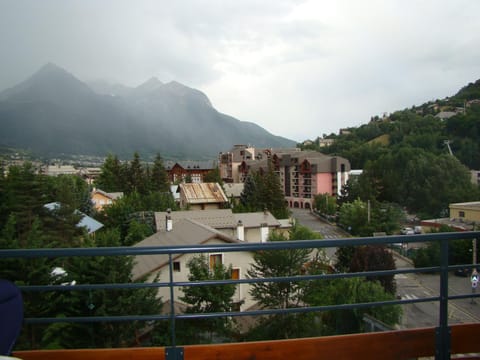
1;0;479;141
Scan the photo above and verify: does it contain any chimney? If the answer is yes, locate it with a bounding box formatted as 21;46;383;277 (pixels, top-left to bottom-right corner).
260;222;269;243
264;207;268;215
237;220;245;241
166;208;173;232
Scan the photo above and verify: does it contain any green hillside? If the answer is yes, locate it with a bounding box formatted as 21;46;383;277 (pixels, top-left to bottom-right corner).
301;79;480;218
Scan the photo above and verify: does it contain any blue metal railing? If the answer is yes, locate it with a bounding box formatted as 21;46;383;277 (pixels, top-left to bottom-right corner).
1;231;480;360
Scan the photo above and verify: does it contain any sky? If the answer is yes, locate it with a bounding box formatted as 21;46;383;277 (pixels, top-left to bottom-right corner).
1;0;480;142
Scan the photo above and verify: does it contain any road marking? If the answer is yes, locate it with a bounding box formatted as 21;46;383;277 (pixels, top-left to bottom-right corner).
395;274;408;279
402;294;418;300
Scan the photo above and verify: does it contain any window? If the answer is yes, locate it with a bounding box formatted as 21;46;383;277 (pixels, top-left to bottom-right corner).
231;268;240;280
459;211;465;218
209;254;223;270
173;261;181;272
231;302;241;312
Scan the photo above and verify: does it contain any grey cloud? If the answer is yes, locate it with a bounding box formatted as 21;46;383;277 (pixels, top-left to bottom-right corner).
1;0;480;141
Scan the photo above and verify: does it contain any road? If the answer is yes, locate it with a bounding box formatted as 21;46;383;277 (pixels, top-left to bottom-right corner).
289;208;480;328
290;208;349;240
395;254;480;329
290;208;349;261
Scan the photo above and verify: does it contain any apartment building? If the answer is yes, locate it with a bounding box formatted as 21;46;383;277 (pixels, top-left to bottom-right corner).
219;146;351;209
218;145;298;183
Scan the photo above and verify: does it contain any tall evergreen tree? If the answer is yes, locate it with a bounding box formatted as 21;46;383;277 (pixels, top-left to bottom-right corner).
95;154;124;192
0;216;60;349
38;229;164;349
262;162;289;219
237;165;289;219
0;163;48;243
150;153;170;193
127;152;148;195
239;174;258;212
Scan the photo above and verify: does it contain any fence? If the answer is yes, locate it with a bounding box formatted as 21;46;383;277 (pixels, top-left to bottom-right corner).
2;231;480;360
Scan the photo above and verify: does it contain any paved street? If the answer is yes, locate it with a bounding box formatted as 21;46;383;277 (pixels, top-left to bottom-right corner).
395;254;480;329
289;208;349;261
290;208;349;240
289;208;480;328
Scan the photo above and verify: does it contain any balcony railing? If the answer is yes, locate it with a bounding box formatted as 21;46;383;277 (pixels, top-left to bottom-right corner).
2;231;480;360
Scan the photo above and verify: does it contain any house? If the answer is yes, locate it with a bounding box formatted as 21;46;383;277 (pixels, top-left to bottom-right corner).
165;160;215;183
449;202;480;223
420;201;480;232
44;202;104;234
78;167;102;185
317;138;335;147
131;218;255;311
91;188;124;212
435;111;457;120
178;182;228;210
471;170;480;186
43;164;78;177
154;208;290;242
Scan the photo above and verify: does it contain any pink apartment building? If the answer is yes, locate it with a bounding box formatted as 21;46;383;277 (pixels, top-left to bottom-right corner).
219;146;351;209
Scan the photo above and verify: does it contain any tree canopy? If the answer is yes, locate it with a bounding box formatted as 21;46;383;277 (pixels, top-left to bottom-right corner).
178;254;237;344
236;163;289;219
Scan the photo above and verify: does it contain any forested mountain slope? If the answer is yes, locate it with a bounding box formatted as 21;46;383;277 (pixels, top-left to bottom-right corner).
302;79;480;218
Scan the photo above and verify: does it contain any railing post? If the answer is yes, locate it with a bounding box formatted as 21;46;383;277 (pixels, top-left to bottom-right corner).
166;254;184;360
436;238;450;360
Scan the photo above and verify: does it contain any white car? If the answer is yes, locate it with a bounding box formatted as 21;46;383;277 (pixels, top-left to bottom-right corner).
400;227;415;235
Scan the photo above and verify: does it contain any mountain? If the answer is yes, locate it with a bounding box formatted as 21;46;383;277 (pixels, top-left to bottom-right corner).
0;64;295;159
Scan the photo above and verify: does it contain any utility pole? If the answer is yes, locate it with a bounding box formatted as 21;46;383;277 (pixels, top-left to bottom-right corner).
444;140;454;156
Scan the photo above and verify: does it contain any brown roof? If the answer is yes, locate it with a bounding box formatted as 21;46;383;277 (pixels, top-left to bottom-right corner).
179;182;228;204
92;189;124;200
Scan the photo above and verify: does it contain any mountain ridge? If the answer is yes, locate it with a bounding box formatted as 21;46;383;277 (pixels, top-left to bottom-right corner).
0;63;295;159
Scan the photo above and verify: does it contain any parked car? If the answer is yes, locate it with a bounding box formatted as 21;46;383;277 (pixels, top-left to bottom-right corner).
454;268;470;277
401;227;415;235
414;226;422;234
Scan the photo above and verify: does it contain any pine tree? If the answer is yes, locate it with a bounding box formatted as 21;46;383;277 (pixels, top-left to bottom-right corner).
150;153;170;193
40;229;164;348
238;164;289;219
239;174;258;211
262;161;289;219
0;163;49;243
127;152;148;195
95;154;124;192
